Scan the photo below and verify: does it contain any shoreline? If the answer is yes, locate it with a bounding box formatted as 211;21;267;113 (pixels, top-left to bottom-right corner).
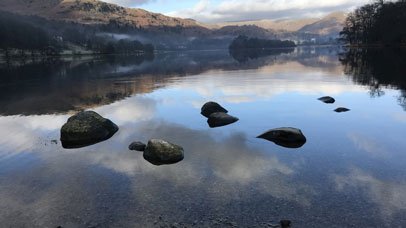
0;51;154;64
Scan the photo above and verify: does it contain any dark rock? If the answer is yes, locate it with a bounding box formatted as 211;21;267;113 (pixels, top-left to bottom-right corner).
128;141;146;151
201;101;228;118
257;127;306;148
280;220;291;228
143;139;184;165
60;111;119;149
335;107;350;112
207;112;239;128
318;96;335;104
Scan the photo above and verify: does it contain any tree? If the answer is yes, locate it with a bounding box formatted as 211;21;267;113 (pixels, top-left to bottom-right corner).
229;35;296;50
340;0;406;45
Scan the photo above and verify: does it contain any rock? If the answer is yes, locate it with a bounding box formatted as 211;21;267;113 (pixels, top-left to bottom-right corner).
257;127;306;148
207;112;239;128
280;220;291;228
318;96;335;104
60;111;119;149
128;141;146;151
143;139;184;165
335;107;350;112
201;101;228;118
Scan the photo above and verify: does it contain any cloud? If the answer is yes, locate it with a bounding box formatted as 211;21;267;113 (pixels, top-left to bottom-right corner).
167;0;370;23
335;168;406;217
393;112;406;123
348;132;388;157
0;113;315;227
170;61;367;105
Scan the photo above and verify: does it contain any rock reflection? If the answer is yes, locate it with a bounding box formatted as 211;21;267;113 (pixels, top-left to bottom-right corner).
257;127;307;149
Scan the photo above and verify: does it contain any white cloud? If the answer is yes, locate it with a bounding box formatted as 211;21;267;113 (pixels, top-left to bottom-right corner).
167;0;370;23
393;112;406;123
169;60;368;105
193;0;211;13
335;168;406;217
348;132;388;157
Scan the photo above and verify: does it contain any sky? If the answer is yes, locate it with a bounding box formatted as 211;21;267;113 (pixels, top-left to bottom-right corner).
101;0;370;23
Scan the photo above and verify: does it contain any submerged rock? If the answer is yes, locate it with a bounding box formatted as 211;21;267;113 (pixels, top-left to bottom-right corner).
60;111;119;149
143;139;184;165
257;127;306;148
201;101;228;118
280;220;291;228
335;107;350;113
207;112;239;128
318;96;335;104
129;141;146;151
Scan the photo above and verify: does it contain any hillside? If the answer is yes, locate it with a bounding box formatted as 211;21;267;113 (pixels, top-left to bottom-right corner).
210;11;347;36
214;18;319;32
0;0;201;28
0;0;345;51
298;11;347;35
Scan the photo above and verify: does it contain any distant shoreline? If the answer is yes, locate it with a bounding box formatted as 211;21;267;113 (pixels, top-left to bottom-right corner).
0;51;153;64
345;43;406;48
0;44;365;64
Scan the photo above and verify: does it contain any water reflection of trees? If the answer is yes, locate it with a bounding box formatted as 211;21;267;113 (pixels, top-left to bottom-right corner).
0;48;341;115
229;48;294;63
0;54;155;115
339;48;406;110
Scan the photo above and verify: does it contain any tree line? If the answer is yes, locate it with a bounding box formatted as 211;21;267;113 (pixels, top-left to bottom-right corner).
340;0;406;45
0;12;154;57
0;13;52;57
229;35;296;50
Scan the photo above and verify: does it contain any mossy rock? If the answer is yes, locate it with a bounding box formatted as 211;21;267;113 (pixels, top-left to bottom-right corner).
143;139;184;166
60;111;118;149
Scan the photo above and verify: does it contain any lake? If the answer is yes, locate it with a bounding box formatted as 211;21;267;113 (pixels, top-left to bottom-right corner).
0;47;406;227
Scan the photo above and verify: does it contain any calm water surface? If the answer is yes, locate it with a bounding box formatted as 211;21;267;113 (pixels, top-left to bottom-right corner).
1;47;406;227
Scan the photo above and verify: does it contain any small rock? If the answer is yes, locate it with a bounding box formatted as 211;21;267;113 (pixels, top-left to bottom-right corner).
257;127;307;148
60;111;118;149
207;112;239;128
335;107;350;113
280;220;291;228
51;140;58;144
143;139;184;165
128;141;146;151
318;96;335;104
201;101;228;118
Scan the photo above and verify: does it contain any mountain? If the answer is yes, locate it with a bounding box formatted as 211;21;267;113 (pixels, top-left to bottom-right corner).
0;0;346;51
298;11;347;35
0;0;201;28
209;11;347;36
213;18;319;32
0;0;347;36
